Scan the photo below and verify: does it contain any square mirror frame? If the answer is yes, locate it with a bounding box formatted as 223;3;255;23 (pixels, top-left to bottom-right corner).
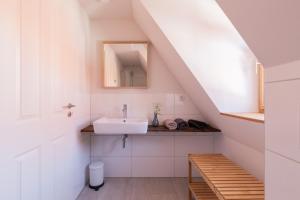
100;41;150;89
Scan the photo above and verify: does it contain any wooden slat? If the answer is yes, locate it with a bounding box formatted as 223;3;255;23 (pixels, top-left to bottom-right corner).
188;154;265;200
189;182;219;200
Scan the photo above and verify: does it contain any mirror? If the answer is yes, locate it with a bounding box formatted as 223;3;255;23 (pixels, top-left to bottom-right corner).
102;41;149;88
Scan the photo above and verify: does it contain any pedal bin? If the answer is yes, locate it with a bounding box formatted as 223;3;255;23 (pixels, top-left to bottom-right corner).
89;161;104;191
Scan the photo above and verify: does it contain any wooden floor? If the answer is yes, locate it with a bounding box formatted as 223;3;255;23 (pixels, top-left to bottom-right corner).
77;178;189;200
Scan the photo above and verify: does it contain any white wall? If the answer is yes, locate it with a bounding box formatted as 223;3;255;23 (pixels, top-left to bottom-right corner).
90;19;204;122
0;0;91;199
265;60;300;199
214;119;265;179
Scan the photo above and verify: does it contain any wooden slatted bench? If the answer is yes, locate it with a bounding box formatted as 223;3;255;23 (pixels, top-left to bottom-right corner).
188;154;264;200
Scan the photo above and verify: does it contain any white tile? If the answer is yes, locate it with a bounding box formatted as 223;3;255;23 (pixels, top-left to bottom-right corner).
121;93;174;119
125;94;149;118
148;93;174;115
91;93;175;119
174;136;213;157
132;157;173;177
91;136;131;157
174;93;200;115
90;113;103;121
132;136;173;156
92;157;131;177
172;114;205;122
91;94;124;117
174;157;201;177
174;157;187;177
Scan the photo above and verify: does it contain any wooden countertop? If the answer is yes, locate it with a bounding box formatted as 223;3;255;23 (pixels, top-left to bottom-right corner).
147;125;220;132
81;125;221;134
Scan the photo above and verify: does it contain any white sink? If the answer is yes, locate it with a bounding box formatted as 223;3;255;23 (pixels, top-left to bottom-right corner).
93;117;148;134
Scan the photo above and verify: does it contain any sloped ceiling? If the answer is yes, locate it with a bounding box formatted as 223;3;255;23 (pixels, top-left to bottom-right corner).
133;0;258;114
132;0;219;124
217;0;300;67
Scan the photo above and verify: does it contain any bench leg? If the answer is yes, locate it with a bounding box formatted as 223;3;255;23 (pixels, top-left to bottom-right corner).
188;160;192;183
188;160;192;200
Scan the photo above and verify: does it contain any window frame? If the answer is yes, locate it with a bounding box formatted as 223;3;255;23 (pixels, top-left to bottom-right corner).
258;63;264;113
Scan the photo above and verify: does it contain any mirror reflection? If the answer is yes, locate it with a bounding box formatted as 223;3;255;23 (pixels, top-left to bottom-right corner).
103;42;148;88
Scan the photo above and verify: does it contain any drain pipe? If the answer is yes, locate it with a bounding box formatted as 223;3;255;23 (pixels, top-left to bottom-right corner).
122;134;128;148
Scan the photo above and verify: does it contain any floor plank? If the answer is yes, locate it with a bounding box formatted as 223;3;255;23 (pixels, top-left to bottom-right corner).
77;178;189;200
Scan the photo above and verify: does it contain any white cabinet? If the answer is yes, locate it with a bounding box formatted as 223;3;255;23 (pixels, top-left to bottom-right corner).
265;63;300;200
266;151;300;200
265;79;300;162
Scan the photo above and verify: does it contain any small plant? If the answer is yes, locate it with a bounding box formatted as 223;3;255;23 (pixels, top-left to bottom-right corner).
152;103;161;127
153;103;161;115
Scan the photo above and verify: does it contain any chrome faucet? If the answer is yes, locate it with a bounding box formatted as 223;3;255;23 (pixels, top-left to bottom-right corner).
122;104;127;120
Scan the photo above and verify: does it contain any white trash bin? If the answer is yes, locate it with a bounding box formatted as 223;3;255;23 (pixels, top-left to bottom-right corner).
89;161;104;191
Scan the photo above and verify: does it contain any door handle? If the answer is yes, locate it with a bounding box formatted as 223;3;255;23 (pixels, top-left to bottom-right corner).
63;103;76;109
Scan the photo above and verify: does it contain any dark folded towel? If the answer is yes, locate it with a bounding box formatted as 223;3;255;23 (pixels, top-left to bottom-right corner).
174;118;189;130
188;120;209;129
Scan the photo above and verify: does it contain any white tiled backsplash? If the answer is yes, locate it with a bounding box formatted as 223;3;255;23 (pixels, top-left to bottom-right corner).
91;93;204;122
91;134;214;177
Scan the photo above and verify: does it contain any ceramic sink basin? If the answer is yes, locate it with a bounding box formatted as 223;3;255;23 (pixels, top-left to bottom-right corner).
93;117;148;134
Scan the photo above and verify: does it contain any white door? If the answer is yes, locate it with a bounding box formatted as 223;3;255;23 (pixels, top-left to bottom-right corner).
0;0;90;199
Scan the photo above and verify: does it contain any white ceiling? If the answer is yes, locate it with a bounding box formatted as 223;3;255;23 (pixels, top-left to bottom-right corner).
79;0;133;20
